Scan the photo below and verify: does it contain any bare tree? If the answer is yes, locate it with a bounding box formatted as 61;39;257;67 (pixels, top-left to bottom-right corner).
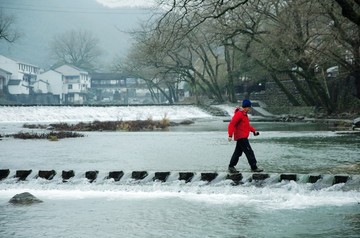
328;0;360;100
124;0;358;111
113;42;181;104
208;1;271;102
156;0;249;38
335;0;360;26
246;0;360;112
0;9;19;43
119;15;229;103
50;29;102;72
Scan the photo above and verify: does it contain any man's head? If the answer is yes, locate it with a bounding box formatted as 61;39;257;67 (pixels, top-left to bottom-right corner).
241;99;252;112
242;99;252;108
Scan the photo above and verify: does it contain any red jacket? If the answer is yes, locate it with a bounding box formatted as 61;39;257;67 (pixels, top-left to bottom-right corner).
228;108;256;140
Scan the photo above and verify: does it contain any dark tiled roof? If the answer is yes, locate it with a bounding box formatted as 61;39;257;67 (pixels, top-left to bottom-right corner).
91;73;127;80
8;80;21;85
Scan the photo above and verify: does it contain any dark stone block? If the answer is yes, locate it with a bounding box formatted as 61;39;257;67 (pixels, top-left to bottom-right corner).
85;170;99;183
178;172;194;183
333;175;349;185
0;169;10;180
226;173;243;185
201;172;218;182
15;170;32;181
252;173;270;181
38;170;56;180
131;171;148;180
280;174;297;181
107;171;124;181
308;175;322;183
62;170;75;181
153;172;170;182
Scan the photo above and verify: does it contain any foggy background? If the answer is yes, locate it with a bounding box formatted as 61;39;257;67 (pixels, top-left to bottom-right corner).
0;0;153;69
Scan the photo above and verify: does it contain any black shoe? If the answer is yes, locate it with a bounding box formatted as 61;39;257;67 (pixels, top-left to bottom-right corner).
251;168;264;173
228;166;238;173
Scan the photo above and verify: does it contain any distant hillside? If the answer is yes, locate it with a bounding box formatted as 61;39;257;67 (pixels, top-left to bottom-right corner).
0;0;153;70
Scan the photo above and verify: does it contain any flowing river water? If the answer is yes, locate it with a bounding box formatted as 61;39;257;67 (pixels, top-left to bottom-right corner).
0;105;359;238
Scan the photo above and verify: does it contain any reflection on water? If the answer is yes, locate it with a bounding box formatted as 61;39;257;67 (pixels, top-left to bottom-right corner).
267;135;360;173
253;121;332;132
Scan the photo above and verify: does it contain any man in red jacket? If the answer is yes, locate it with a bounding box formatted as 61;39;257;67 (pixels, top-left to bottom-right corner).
228;99;263;173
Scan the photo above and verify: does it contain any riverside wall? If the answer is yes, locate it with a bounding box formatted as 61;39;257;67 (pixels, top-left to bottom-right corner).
241;80;316;116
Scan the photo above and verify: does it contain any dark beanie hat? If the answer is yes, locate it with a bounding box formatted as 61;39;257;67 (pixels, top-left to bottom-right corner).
242;99;252;108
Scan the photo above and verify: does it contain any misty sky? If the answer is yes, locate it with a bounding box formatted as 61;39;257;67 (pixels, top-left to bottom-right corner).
96;0;156;8
0;0;157;70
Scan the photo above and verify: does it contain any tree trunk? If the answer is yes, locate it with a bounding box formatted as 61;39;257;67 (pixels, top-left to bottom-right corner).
299;65;334;113
224;44;237;103
271;74;301;106
287;72;316;106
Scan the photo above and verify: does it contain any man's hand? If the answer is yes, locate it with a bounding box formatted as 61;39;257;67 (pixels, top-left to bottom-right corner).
228;136;232;142
253;131;260;136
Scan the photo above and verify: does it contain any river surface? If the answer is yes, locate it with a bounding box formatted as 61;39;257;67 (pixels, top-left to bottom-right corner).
0;105;359;238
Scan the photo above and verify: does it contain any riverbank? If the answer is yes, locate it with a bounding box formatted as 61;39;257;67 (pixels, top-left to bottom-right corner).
245;104;360;130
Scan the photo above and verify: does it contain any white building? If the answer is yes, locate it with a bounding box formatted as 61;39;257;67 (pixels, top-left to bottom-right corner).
0;54;41;95
54;64;91;104
0;55;92;104
39;69;64;103
0;68;12;95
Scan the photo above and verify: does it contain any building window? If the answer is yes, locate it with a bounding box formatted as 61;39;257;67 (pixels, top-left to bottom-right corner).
68;84;73;89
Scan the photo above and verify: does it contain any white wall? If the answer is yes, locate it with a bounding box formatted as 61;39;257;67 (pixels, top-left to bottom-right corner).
8;83;29;94
0;55;19;78
0;70;12;89
40;70;63;100
32;80;49;93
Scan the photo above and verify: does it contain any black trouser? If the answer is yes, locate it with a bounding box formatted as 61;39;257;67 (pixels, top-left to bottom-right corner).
229;138;258;170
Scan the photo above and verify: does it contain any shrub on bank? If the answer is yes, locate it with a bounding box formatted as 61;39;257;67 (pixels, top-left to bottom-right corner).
0;119;195;140
8;131;84;140
22;118;193;132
